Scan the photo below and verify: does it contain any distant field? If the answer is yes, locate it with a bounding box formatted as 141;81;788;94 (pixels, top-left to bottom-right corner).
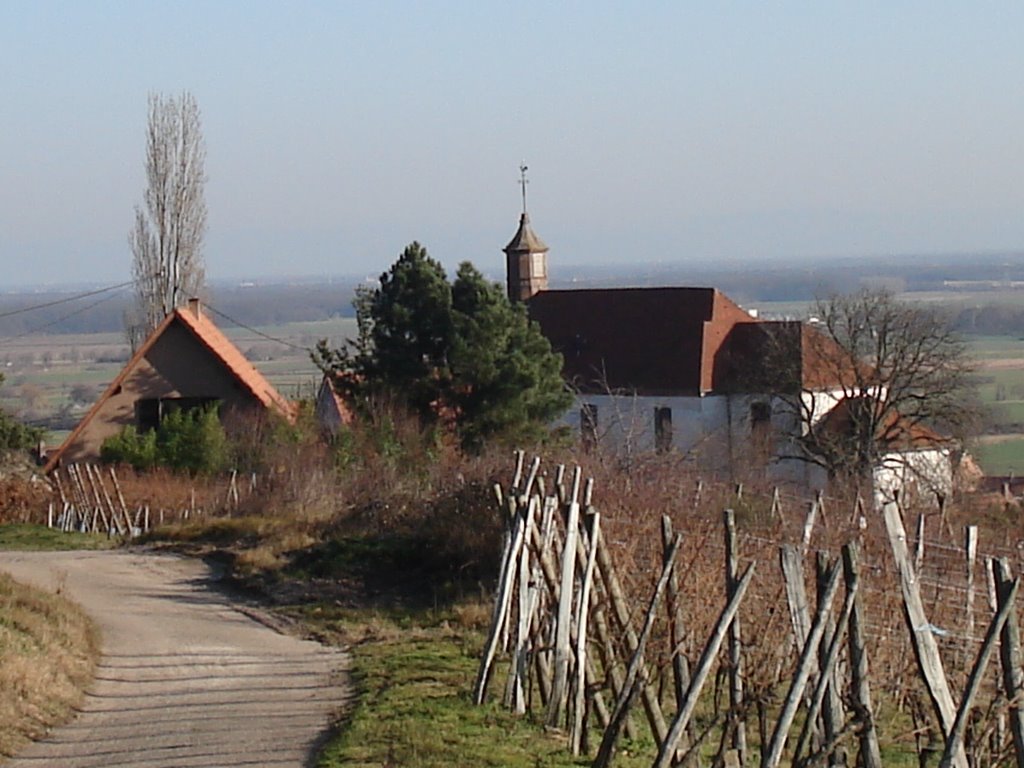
0;317;358;443
6;310;1024;475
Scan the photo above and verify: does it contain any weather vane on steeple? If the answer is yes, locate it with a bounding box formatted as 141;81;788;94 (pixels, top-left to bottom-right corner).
518;162;529;215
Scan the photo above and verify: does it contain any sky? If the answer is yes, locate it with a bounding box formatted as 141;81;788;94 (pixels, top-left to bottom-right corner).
2;2;1024;287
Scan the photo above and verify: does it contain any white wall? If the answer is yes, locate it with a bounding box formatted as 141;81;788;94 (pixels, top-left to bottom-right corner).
563;392;826;487
872;447;953;509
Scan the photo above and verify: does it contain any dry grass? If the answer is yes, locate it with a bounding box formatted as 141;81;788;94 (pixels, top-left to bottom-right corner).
0;572;99;760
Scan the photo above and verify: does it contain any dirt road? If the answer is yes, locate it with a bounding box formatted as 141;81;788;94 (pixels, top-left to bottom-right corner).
1;550;348;768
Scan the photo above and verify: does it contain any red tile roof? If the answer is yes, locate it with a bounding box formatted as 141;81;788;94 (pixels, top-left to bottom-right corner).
175;306;294;416
43;304;293;473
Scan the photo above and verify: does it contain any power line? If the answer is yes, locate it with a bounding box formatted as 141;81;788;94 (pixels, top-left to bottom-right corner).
202;304;313;353
0;289;129;348
0;280;134;320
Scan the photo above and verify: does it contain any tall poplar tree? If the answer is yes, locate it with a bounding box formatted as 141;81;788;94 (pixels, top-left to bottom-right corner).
127;91;207;344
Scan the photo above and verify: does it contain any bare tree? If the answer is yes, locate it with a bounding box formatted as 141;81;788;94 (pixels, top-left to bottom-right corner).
759;290;979;481
127;91;207;343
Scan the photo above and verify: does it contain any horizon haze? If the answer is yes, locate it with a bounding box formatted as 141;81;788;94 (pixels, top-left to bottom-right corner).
3;4;1024;286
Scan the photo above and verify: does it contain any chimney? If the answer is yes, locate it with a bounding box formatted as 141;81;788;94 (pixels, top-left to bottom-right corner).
187;298;201;319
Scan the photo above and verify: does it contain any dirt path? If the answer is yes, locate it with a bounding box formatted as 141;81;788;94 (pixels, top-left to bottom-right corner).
1;550;348;768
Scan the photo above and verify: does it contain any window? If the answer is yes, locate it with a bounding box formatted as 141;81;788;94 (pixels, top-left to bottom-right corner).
750;401;771;432
654;407;672;454
580;404;598;449
134;397;219;432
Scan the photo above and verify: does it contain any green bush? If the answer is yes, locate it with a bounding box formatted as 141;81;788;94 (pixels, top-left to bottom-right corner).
100;406;227;475
100;426;157;470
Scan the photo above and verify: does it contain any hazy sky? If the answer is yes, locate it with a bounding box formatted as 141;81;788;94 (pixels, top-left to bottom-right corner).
3;2;1023;287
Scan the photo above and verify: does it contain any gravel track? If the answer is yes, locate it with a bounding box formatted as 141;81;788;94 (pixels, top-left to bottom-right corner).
1;550;348;768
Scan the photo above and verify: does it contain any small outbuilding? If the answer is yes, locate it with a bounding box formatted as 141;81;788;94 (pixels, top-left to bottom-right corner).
44;299;293;471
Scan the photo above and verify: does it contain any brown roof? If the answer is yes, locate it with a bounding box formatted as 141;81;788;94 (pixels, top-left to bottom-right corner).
714;321;854;393
527;287;754;396
44;304;293;472
504;213;549;254
174;306;293;415
817;397;949;452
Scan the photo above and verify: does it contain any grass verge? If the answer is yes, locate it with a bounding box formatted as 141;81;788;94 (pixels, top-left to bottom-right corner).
0;572;100;760
0;524;114;551
287;604;654;768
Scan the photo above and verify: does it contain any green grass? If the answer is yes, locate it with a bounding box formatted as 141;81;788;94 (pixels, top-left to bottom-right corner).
300;607;655;768
974;438;1024;476
0;524;115;551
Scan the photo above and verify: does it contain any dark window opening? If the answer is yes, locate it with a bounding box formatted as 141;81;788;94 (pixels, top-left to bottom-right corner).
750;401;771;431
581;404;598;450
135;397;219;432
655;407;673;454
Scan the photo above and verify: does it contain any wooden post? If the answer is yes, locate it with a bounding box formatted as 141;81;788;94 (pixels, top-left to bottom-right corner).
473;493;531;705
801;499;819;554
506;493;539;712
992;558;1024;767
780;545;812;649
53;471;69;506
883;501;968;768
761;562;842;768
594;515;669;744
545;468;582;727
841;543;883;768
814;552;845;764
593;534;681;768
965;525;978;641
724;508;747;766
663;516;690;709
570;511;600;755
82;464;111;534
914;511;926;575
652;564;756;768
939;578;1020;768
793;575;857;766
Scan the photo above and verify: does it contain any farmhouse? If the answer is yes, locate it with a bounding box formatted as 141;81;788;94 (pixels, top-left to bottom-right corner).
505;208;953;497
44;299;292;471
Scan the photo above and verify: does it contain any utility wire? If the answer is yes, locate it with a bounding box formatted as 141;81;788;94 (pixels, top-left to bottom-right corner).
203;304;313;353
0;280;134;320
0;289;129;348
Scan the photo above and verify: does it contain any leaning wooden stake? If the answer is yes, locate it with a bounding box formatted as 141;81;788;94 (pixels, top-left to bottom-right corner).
570;510;601;756
883;502;967;768
964;525;978;643
546;467;583;728
652;563;757;768
793;571;857;766
592;533;681;768
780;545;812;651
594;517;669;744
473;494;531;705
992;558;1024;768
939;577;1020;768
761;561;842;768
724;508;747;766
841;543;883;768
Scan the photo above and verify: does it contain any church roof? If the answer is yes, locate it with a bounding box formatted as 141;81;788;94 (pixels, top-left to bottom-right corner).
527;287;754;396
504;213;549;254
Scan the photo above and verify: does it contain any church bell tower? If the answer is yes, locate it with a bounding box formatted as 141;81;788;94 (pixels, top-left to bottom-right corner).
504;163;549;302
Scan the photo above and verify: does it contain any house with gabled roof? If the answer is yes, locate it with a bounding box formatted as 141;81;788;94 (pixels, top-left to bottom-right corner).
502;199;951;495
44;299;293;471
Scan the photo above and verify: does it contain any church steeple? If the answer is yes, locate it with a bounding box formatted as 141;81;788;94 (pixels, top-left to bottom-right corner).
504;163;549;302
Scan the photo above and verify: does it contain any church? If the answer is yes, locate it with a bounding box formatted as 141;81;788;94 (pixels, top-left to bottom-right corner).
503;176;953;501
